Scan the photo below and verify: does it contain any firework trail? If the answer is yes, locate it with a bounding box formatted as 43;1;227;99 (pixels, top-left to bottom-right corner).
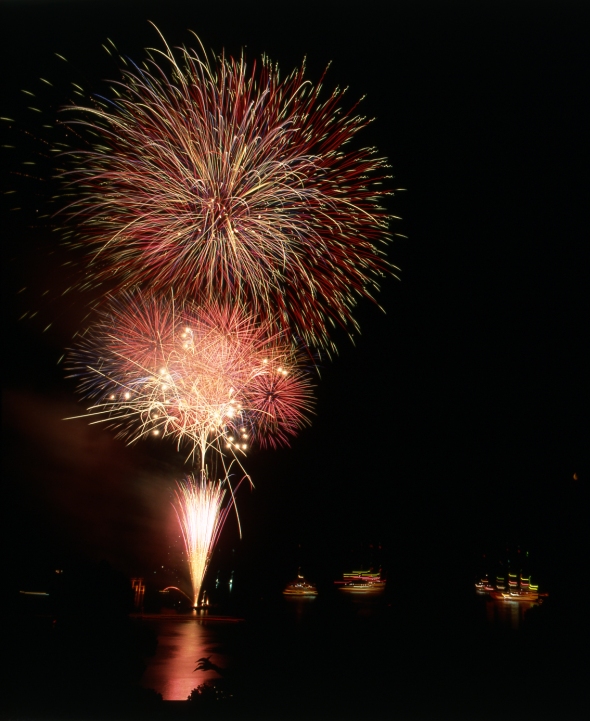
66;292;314;466
174;473;233;607
61;29;398;351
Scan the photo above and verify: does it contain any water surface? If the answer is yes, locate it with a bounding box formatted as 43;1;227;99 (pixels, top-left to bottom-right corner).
141;616;230;700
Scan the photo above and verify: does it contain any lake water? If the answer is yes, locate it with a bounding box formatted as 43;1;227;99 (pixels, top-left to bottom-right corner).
483;596;537;629
136;590;590;721
140;592;377;702
140;591;544;703
140;614;234;700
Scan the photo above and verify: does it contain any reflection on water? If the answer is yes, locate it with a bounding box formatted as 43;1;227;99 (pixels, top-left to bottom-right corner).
485;597;537;629
141;617;227;700
141;591;543;701
282;593;317;621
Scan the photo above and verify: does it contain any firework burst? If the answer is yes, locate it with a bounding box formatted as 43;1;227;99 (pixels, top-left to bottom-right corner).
67;292;314;465
246;368;314;449
174;473;233;607
61;29;398;351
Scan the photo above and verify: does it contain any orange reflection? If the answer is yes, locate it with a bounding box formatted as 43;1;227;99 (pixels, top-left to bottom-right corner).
141;619;226;700
486;598;536;630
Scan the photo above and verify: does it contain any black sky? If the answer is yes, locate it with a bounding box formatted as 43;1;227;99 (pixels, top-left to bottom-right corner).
2;1;588;593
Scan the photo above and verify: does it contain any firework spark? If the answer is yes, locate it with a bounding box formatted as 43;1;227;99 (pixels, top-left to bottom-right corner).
174;473;232;607
61;29;397;351
246;368;314;449
67;292;314;465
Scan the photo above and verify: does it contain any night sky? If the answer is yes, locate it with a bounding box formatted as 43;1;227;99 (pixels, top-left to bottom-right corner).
3;1;588;600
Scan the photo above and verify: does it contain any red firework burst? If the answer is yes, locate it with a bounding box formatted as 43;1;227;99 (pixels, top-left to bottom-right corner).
246;369;314;449
67;292;314;462
61;31;398;351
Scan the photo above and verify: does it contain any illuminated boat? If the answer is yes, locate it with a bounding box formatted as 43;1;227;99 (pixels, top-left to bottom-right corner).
489;573;541;602
490;589;539;602
475;576;494;594
283;574;318;597
335;569;386;594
